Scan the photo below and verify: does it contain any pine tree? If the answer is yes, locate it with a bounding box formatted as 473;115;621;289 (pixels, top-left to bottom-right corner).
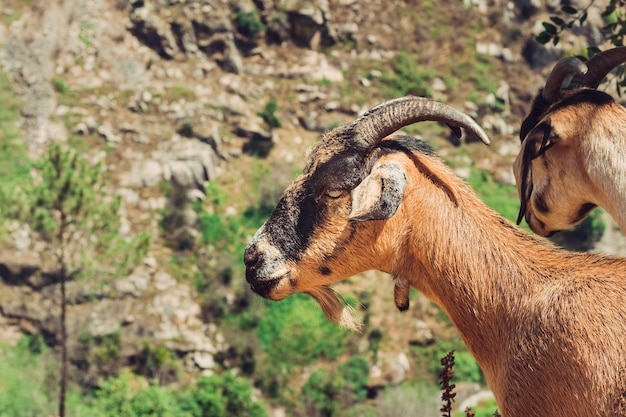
8;144;150;417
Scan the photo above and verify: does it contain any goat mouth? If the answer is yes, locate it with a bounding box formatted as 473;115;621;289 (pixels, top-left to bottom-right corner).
248;278;282;299
526;214;559;237
246;270;295;301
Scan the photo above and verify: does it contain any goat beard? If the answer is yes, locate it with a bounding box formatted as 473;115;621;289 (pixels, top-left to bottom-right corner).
305;286;363;332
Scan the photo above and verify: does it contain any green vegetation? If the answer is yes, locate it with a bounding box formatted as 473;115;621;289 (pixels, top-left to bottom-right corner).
135;341;179;382
257;294;350;369
0;336;58;417
466;168;521;225
160;181;198;251
79;369;267;417
75;331;125;383
550;208;606;252
0;69;30;210
455;397;500;417
0;337;268;417
3;2;622;416
236;10;266;40
2;144;150;416
380;52;436;98
412;339;484;386
301;356;370;417
167;85;196;102
537;1;626;95
53;76;71;94
375;382;439;417
257;99;282;129
440;351;500;417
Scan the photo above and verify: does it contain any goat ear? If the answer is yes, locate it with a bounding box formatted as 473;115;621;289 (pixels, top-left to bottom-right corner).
528;121;560;156
516;122;555;224
349;161;407;221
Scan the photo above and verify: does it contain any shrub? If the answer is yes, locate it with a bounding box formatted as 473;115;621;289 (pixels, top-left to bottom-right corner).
0;338;58;417
80;371;186;417
80;370;267;417
236;10;266;39
302;369;338;417
0;68;30;232
257;294;350;369
135;341;179;384
160;182;197;251
301;357;370;417
550;208;606;251
52;76;70;94
75;330;123;381
337;356;370;403
179;371;268;417
257;100;282;129
452;350;483;384
198;212;232;246
413;338;484;385
367;328;383;359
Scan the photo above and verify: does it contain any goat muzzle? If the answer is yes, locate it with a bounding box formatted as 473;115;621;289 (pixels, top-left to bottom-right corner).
244;244;286;298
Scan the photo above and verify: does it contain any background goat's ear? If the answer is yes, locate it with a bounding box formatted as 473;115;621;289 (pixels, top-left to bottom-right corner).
349;162;407;221
527;121;558;157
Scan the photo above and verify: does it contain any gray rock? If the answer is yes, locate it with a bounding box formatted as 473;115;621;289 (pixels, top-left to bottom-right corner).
369;351;410;386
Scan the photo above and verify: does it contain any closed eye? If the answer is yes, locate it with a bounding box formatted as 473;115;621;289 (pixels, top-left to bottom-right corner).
325;189;345;199
535;140;555;158
534;126;557;159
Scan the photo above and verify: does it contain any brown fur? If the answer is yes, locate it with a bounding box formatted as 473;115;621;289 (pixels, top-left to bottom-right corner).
248;143;626;416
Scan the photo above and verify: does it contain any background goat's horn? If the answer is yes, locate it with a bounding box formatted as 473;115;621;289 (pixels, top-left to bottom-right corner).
570;46;626;89
351;96;491;146
542;57;588;103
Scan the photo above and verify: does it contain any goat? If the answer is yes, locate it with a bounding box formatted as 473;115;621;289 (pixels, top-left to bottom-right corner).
244;96;626;416
514;46;626;236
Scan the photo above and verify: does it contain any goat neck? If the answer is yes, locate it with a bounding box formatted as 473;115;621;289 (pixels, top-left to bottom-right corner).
382;151;626;416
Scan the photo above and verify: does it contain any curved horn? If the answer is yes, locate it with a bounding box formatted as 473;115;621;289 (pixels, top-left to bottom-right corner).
349;96;491;147
570;46;626;89
542;56;588;103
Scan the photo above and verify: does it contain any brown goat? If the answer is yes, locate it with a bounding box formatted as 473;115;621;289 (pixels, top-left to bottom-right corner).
514;47;626;236
245;96;626;416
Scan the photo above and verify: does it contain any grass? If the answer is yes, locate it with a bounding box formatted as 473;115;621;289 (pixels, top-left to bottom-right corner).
466;168;524;226
0;337;59;416
2;0;34;26
0;70;29;186
167;85;196;102
380;52;437;98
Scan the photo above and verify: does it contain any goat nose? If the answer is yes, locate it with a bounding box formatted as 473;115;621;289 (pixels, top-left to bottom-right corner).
244;244;262;282
244;244;260;268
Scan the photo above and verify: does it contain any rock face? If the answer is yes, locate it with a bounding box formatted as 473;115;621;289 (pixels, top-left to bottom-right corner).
0;251;223;383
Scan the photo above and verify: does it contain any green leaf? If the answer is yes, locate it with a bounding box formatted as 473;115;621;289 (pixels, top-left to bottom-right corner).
587;46;601;57
535;32;552;45
601;6;616;17
562;5;578;14
542;22;558;34
550;16;565;26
